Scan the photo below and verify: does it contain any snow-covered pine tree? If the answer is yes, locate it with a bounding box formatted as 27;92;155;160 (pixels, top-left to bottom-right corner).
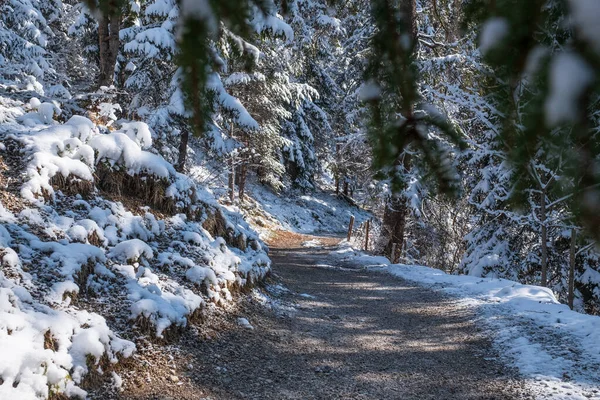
463;0;600;240
0;0;62;93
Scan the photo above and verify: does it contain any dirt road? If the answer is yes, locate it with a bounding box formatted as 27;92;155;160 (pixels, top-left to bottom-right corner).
118;236;532;400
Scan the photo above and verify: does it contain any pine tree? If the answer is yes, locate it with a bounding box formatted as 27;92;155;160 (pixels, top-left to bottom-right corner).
0;0;62;93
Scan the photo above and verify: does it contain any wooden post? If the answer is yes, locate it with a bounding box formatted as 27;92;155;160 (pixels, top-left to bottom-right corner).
568;228;576;310
347;215;355;241
390;243;397;263
364;219;370;251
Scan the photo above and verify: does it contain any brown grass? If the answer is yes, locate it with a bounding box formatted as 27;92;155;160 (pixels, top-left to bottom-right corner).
75;261;95;295
49;174;94;197
80;353;112;390
44;330;58;351
202;209;249;250
94;163;200;219
0;147;27;213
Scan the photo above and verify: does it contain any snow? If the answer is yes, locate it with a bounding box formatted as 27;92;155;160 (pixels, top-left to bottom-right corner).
237;317;254;330
358;80;381;102
247;184;371;236
0;279;135;399
479;17;508;54
302;239;322;248
568;0;600;54
0;99;272;397
545;52;594;126
334;246;600;400
386;264;600;399
109;239;154;262
180;0;217;34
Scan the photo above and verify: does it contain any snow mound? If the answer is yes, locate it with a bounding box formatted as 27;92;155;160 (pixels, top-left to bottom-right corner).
13;112;201;216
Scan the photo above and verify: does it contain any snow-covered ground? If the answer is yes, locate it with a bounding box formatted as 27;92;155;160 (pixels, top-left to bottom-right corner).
245;183;373;236
0;96;270;398
332;244;600;400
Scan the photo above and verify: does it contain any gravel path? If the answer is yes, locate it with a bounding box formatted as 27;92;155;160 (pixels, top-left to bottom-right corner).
119;240;533;400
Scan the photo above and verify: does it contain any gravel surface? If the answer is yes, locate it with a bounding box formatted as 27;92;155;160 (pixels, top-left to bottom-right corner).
117;239;533;400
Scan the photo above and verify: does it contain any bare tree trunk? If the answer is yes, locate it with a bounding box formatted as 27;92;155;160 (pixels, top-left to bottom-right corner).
238;161;247;202
97;1;121;87
335;143;341;194
540;190;548;286
228;122;236;203
381;191;409;257
568;228;576;309
176;129;189;172
343;180;349;196
228;155;235;203
98;15;110;86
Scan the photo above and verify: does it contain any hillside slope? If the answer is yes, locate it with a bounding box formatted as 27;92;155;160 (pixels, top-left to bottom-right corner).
0;95;270;399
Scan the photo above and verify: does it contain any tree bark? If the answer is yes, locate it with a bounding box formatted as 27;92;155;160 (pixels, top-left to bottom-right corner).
568;228;576;309
98;15;110;86
97;1;121;87
228;155;235;203
176;129;189;172
540;189;548;286
238;161;248;202
381;190;409;257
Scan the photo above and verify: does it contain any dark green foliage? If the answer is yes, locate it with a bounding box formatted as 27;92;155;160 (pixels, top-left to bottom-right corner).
363;0;466;194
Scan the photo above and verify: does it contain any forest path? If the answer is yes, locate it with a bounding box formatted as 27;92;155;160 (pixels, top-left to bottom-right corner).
119;233;532;400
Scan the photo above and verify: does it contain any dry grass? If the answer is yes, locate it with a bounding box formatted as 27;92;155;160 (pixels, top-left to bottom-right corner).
43;330;58;351
0;142;27;213
202;209;249;250
49;174;94;197
81;353;112;390
75;261;95;295
94;163;201;219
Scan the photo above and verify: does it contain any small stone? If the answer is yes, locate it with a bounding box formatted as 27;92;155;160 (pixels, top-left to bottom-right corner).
169;375;179;383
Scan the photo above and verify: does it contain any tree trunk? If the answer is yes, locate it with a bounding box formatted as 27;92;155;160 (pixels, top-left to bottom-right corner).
335;143;341;195
404;0;417;41
238;161;248;203
381;191;409;257
343;180;349;196
176;129;189;172
228;155;235;203
98;15;110;86
540;190;548;286
97;1;121;87
378;0;417;259
568;228;576;309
